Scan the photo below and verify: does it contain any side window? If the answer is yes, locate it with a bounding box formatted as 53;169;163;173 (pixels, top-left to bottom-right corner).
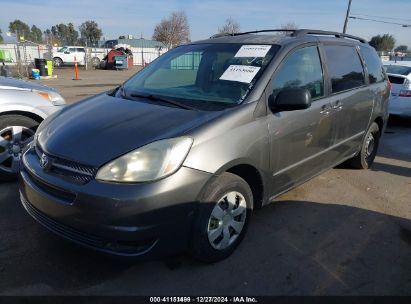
359;46;385;83
324;45;365;93
76;48;85;53
68;48;76;53
272;46;324;99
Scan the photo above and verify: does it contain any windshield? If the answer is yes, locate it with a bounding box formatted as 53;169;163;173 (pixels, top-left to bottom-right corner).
121;43;279;110
58;47;67;52
384;65;411;76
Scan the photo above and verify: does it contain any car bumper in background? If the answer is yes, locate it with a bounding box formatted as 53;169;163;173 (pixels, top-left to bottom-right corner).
389;95;411;117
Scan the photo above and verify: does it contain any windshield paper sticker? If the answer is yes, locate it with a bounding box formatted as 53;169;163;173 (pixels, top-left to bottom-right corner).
219;65;261;83
234;45;271;58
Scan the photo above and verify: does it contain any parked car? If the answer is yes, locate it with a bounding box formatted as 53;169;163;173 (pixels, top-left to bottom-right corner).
53;46;104;68
384;61;411;117
20;29;390;262
0;77;65;181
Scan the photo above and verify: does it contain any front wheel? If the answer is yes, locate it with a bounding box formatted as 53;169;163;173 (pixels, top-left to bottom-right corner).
190;172;253;263
347;122;380;169
53;57;63;67
0;115;39;181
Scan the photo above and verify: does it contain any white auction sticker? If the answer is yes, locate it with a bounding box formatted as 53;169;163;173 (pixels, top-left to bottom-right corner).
234;45;271;58
219;65;261;83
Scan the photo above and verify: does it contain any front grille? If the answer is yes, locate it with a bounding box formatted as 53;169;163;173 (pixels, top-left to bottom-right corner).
35;144;97;184
26;169;76;204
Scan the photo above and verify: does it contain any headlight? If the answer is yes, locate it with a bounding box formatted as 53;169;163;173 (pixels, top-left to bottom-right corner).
96;137;193;183
34;90;66;106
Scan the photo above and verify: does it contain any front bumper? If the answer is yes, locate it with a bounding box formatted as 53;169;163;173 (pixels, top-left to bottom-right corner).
19;146;212;258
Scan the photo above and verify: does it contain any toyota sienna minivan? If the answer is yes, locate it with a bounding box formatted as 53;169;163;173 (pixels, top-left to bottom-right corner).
19;29;390;262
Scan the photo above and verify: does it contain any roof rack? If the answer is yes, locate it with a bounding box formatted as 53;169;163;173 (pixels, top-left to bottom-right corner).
292;29;367;43
210;28;367;44
210;29;295;38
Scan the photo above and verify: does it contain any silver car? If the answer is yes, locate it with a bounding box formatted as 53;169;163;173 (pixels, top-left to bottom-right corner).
0;77;65;181
384;61;411;117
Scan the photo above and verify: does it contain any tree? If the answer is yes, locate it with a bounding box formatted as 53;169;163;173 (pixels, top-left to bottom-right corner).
0;29;3;44
31;25;43;43
118;35;126;39
394;45;408;53
9;19;31;41
79;20;103;46
280;21;298;36
218;17;240;35
369;34;396;52
152;11;190;48
49;23;79;45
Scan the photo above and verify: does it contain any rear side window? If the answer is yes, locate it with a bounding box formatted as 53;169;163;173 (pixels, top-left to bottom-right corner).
272;46;324;99
324;45;365;93
360;46;385;83
76;48;85;53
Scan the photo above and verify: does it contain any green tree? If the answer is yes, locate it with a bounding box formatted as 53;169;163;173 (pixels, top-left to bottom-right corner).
49;23;79;45
369;34;396;52
394;45;408;53
9;19;31;41
118;35;126;39
30;25;43;43
79;21;103;46
0;29;3;43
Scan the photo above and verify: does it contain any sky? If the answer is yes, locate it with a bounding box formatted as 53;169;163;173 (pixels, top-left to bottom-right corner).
1;0;411;46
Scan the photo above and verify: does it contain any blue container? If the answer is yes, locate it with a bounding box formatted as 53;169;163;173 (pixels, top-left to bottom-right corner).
32;69;40;80
113;55;128;70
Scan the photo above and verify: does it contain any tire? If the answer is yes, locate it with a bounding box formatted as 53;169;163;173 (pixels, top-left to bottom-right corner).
347;122;380;169
190;172;253;263
91;57;100;67
0;115;39;182
53;57;63;67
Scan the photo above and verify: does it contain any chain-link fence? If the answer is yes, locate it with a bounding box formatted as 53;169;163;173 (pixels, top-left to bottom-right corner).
0;42;168;77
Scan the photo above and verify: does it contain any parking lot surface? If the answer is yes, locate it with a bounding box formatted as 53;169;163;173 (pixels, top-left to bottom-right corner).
0;69;410;295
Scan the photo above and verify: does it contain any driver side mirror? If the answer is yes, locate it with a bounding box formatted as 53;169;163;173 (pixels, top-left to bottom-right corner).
269;88;312;112
64;51;70;54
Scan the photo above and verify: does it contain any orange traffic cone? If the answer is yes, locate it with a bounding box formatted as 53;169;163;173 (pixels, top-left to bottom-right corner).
73;56;80;80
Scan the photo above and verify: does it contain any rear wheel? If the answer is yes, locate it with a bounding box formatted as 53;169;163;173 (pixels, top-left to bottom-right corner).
347;122;380;169
91;57;100;67
190;172;253;263
0;115;39;181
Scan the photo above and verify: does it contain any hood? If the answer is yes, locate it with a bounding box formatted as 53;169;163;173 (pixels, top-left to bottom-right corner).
0;77;57;92
38;94;223;167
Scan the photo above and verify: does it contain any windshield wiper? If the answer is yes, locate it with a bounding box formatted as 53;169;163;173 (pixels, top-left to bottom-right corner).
129;93;196;110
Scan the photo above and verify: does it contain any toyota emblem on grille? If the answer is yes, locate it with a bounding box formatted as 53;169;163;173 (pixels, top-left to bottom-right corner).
39;153;52;171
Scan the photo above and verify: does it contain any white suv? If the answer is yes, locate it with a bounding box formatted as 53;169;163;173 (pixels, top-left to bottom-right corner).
53;46;86;67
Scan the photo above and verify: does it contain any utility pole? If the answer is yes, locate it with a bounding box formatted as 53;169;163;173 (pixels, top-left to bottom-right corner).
343;0;352;34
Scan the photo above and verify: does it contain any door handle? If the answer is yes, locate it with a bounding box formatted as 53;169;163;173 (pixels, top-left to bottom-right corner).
320;104;331;115
332;100;343;110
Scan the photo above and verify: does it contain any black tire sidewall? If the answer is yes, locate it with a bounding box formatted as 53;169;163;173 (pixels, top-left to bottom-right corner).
361;122;380;169
190;172;253;263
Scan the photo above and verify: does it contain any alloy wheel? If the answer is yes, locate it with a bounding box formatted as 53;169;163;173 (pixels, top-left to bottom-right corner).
0;126;34;173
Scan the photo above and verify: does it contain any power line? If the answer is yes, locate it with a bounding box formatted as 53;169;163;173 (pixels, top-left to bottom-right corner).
349;16;411;27
351;13;411;22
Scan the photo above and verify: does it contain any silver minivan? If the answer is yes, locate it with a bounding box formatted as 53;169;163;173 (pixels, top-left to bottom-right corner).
19;29;390;262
